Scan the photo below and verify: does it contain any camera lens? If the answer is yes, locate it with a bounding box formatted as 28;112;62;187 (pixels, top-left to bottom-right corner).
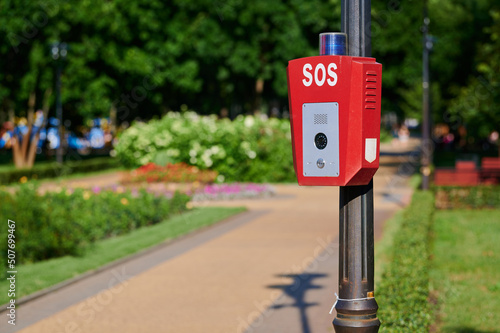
314;133;328;150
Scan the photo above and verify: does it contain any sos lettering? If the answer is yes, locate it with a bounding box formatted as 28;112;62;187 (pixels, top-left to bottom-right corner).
302;63;338;87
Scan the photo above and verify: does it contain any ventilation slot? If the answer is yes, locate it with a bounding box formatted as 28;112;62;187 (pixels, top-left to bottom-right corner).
314;114;328;125
365;70;378;110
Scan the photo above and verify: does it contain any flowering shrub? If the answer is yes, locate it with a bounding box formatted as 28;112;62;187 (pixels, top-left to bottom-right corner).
0;183;189;268
114;112;295;183
192;183;276;201
123;162;218;184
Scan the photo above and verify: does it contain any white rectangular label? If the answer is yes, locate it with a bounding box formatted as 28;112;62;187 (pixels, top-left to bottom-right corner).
365;138;377;163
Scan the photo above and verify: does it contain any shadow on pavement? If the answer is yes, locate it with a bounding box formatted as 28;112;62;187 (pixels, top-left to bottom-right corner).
266;273;328;333
381;192;407;207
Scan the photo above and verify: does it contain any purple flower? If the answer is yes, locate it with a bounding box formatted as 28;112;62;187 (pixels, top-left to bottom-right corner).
191;182;274;202
204;185;218;195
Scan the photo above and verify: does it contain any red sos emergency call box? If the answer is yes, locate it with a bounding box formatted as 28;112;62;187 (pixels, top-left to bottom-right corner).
287;55;382;186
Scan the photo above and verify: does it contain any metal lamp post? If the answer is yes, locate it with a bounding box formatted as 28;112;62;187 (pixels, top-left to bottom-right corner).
333;1;380;331
421;1;433;190
51;41;68;164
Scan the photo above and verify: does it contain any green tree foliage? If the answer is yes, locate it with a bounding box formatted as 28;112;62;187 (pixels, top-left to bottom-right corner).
0;0;337;122
1;0;208;121
187;0;339;113
371;0;496;124
371;0;423;117
449;9;500;139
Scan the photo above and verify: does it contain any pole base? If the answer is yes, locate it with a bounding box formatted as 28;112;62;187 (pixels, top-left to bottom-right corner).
332;298;380;333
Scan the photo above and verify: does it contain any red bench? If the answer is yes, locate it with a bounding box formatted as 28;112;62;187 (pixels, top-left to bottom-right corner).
480;157;500;184
456;161;476;170
434;160;480;186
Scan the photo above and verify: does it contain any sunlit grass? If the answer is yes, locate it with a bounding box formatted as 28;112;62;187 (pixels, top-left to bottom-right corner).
430;209;500;332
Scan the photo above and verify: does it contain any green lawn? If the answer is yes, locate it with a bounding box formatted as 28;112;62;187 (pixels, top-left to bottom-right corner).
430;209;500;332
0;206;245;305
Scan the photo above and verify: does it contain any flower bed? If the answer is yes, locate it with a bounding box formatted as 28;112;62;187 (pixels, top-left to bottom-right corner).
123;162;217;184
191;183;275;201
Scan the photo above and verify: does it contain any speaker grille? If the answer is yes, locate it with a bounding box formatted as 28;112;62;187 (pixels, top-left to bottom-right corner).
314;114;328;125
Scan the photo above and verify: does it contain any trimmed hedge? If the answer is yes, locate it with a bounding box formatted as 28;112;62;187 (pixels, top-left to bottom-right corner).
0;184;189;275
115;112;295;183
377;191;434;332
0;157;120;184
435;185;500;209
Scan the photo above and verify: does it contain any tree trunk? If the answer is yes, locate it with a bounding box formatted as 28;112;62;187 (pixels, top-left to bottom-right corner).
12;136;24;168
253;78;264;114
12;88;53;169
110;104;117;135
8;108;14;123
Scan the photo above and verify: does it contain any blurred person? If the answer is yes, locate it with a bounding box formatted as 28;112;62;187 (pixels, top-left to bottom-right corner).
456;125;467;149
398;124;410;146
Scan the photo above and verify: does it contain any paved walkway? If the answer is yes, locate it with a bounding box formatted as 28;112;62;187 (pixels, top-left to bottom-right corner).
2;139;419;333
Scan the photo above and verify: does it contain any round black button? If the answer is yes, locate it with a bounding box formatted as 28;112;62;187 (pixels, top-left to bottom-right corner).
314;133;328;150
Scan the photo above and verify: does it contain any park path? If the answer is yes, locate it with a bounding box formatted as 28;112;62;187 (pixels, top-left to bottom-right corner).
3;139;419;333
